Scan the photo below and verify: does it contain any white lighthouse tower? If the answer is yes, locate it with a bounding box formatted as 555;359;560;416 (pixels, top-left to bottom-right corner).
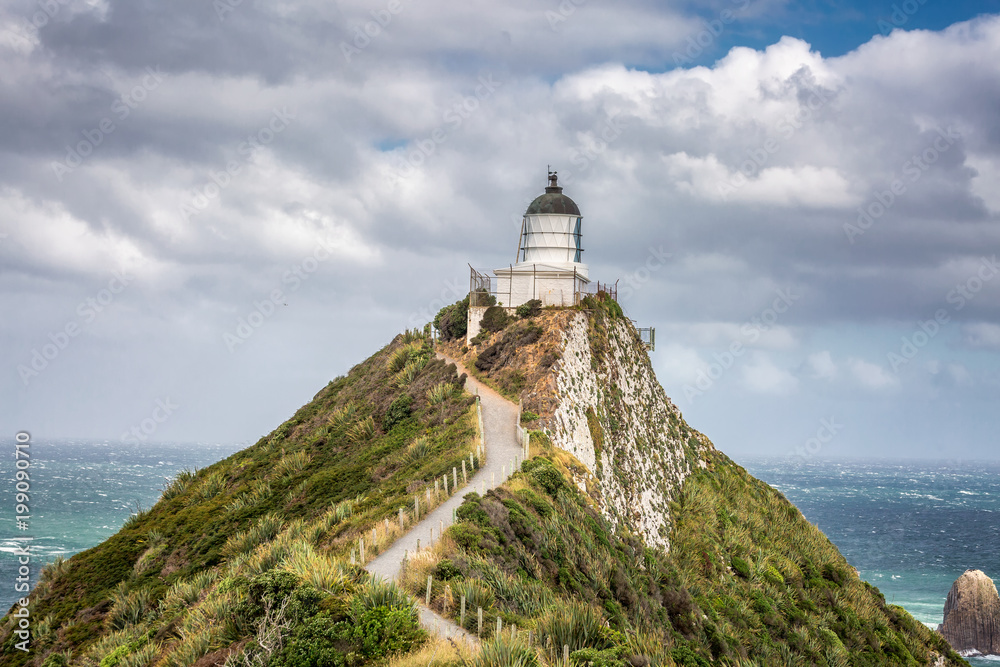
467;171;605;340
492;170;590;307
463;168;652;349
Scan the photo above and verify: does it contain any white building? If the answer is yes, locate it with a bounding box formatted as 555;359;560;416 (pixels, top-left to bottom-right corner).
467;171;614;341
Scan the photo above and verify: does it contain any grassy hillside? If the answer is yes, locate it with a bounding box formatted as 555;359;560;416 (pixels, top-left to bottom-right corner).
1;303;967;667
0;331;481;667
403;449;964;666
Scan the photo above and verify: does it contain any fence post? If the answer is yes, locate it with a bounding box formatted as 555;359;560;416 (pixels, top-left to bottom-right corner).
359;537;364;563
564;645;570;666
453;466;458;489
462;460;467;484
496;617;502;637
426;575;432;606
399;507;404;530
460;595;466;628
478;607;483;636
414;495;419;520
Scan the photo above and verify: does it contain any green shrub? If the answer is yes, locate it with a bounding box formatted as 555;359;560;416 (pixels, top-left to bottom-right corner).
434;296;470;342
382;394;413;431
763;565;785;586
481;306;512;333
520;411;539;423
516;299;542;319
528;459;564;496
434;559;462;581
730;556;751;579
571;647;627;667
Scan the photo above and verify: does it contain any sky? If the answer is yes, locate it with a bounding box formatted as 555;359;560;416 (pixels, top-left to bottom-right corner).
2;0;1000;461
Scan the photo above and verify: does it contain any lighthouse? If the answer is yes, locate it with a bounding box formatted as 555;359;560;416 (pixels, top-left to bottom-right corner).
466;170;611;341
463;169;652;350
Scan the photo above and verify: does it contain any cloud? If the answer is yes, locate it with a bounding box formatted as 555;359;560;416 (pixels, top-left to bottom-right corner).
2;4;1000;448
848;357;899;389
655;343;707;386
806;350;838;380
962;322;1000;349
741;352;799;394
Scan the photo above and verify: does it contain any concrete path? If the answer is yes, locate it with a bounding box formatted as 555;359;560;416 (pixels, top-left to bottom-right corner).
365;352;523;643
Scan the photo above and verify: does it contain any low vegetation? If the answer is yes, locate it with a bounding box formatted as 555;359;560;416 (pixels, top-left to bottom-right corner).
0;330;480;667
403;454;965;666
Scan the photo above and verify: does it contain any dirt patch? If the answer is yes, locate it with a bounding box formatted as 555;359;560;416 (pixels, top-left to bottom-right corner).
437;310;573;422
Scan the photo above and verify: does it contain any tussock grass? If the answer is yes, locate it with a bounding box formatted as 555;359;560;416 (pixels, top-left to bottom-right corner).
222;513;284;559
536;600;611;656
279;540;351;594
275;450;310;477
347;415;376;443
327;402;358;430
407;436;431;461
160;624;221;667
161;469;196;501
472;633;540;667
106;583;155;630
384;637;473;667
426;382;452;405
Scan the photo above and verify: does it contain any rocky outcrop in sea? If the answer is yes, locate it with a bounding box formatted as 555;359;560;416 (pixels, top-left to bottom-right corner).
938;569;1000;657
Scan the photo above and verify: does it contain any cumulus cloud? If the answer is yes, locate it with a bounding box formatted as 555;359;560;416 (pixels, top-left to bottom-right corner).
806;350;838;380
741;352;799;394
962;322;1000;349
849;357;899;389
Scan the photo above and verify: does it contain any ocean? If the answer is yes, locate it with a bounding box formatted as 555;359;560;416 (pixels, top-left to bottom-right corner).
0;438;243;615
740;456;1000;665
2;441;997;663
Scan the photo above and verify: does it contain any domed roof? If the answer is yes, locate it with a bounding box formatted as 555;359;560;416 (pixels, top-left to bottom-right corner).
525;172;581;216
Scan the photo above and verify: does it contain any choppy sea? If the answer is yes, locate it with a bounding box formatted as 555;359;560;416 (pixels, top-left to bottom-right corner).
741;456;1000;665
1;441;998;663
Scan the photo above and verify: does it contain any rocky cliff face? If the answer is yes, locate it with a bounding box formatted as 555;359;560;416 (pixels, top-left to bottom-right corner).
542;309;712;551
938;569;1000;656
